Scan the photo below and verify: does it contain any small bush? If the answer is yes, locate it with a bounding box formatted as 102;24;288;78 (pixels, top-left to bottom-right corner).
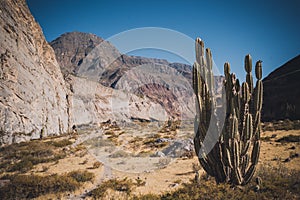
0;173;80;199
8;159;33;173
109;150;129;158
67;170;94;183
0;140;66;173
46;139;73;147
89;178;134;199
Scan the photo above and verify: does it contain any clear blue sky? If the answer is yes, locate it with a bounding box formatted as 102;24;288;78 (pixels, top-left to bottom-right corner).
27;0;300;80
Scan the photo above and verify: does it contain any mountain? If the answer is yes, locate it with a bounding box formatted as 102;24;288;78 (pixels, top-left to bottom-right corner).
49;32;104;75
50;32;198;119
262;55;300;121
0;0;163;144
50;32;185;85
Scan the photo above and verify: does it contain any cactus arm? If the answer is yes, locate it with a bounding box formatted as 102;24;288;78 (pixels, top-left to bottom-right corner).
193;38;262;186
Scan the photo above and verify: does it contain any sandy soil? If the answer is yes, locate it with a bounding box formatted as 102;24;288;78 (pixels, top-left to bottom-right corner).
29;129;299;199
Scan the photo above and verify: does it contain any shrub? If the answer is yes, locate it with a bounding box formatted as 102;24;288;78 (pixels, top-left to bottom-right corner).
67;170;94;183
46;139;73;147
8;159;33;173
89;178;134;199
0;174;80;199
134;165;300;200
0;140;66;173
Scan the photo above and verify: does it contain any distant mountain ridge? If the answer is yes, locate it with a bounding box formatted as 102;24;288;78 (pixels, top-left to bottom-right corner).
50;32;192;86
262;55;300;121
50;32;196;119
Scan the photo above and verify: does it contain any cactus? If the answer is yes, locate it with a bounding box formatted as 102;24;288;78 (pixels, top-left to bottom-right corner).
193;38;263;185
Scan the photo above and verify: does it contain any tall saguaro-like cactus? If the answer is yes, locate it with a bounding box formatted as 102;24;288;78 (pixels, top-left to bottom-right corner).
193;38;263;185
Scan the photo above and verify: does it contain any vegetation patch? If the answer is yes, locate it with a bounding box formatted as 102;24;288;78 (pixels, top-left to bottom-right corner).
136;165;300;200
275;135;300;143
0;170;94;199
262;120;300;131
67;170;95;183
89;178;134;199
0;140;67;173
45;139;73;147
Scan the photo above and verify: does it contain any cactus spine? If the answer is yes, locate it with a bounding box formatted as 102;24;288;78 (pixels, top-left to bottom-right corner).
193;38;263;185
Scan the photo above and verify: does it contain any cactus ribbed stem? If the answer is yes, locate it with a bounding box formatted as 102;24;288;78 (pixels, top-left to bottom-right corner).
193;38;263;185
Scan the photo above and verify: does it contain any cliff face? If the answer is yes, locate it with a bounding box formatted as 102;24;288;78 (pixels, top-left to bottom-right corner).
0;0;69;143
0;0;164;144
65;74;166;126
262;55;300;121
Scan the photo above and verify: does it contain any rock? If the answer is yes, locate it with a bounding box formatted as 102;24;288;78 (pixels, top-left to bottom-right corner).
154;151;165;157
0;0;167;144
0;0;69;144
262;55;300;121
169;183;179;188
66;74;166;126
162;139;194;158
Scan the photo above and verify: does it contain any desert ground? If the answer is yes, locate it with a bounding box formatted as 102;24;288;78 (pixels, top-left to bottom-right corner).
0;121;299;199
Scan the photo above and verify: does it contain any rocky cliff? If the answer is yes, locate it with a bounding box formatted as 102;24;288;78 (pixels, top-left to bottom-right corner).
0;0;164;144
0;0;69;143
262;55;300;121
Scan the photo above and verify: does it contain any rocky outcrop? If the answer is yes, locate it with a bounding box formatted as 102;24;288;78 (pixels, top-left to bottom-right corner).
65;74;166;126
0;0;69;143
262;55;300;121
0;0;165;145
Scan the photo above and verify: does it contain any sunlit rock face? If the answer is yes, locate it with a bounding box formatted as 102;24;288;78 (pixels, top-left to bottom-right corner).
0;0;69;144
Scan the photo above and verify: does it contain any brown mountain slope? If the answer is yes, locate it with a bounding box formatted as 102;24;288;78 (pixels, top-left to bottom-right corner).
50;32;227;120
49;32;104;75
262;55;300;121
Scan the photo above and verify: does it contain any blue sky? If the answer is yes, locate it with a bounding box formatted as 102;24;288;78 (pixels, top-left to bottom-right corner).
27;0;300;80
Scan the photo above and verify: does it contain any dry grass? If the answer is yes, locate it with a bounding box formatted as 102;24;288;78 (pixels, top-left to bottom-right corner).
0;139;70;173
0;170;94;199
130;165;300;200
